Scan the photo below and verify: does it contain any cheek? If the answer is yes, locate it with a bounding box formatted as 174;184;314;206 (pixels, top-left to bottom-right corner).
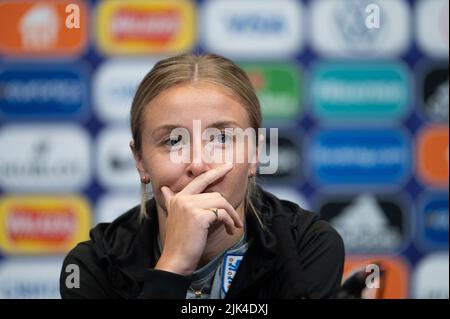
151;167;183;190
143;151;183;189
224;164;250;205
147;159;185;211
231;137;258;166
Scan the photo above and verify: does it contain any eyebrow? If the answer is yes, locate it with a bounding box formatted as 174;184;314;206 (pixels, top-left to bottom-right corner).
151;121;243;138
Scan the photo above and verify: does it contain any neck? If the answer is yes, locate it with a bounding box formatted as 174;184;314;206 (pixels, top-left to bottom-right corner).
197;213;245;267
156;200;246;269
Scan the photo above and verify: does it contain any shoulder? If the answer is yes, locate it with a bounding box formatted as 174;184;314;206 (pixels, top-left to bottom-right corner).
64;203;143;261
60;240;111;298
63;240;97;267
259;187;344;256
286;199;344;254
60;203;148;298
256;188;345;298
63;200;151;263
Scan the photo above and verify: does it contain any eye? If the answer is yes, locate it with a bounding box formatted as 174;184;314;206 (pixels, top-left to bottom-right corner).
211;132;233;145
164;135;183;148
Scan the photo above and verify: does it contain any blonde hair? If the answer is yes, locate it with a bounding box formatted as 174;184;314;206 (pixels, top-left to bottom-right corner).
130;53;263;226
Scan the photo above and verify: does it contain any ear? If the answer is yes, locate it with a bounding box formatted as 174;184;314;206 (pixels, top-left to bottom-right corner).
130;139;147;177
248;133;265;177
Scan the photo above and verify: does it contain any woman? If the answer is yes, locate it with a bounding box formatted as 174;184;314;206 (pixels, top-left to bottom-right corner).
60;53;345;299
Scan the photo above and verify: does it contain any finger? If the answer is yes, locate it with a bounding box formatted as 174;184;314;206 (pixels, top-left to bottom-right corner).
204;208;235;235
188;192;223;201
180;163;233;195
160;186;175;205
183;192;243;229
216;209;236;235
195;197;243;228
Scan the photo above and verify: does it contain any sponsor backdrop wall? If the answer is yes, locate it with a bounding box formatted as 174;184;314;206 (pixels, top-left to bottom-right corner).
0;0;448;298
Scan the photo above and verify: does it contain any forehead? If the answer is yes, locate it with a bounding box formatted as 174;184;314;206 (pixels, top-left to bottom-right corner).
143;83;251;130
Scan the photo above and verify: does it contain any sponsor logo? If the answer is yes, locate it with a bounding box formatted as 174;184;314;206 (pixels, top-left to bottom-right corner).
243;63;302;120
416;0;449;57
96;127;139;190
421;65;449;122
0;0;87;56
96;0;195;55
319;194;407;254
95;193;140;224
93;59;156;123
412;253;449;299
416;126;449;188
309;129;411;186
0;258;63;298
0;125;91;192
0;196;91;254
311;62;409;121
311;0;410;57
0;64;89;120
418;194;449;250
201;0;303;58
343;256;410;298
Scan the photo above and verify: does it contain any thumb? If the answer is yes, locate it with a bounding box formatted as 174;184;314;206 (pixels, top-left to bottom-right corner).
160;186;175;204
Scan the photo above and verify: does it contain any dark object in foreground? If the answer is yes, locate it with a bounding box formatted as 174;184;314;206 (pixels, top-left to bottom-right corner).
336;262;386;299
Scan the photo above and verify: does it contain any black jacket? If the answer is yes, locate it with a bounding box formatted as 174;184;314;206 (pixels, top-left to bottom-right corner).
60;186;345;299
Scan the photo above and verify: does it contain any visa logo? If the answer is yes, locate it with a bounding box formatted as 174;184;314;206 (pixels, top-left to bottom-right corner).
202;0;303;58
227;14;285;34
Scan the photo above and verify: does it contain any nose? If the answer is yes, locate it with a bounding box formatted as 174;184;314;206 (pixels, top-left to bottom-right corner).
186;160;211;178
186;139;213;178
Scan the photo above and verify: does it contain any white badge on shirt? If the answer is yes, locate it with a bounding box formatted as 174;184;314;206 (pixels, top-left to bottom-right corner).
221;253;244;294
